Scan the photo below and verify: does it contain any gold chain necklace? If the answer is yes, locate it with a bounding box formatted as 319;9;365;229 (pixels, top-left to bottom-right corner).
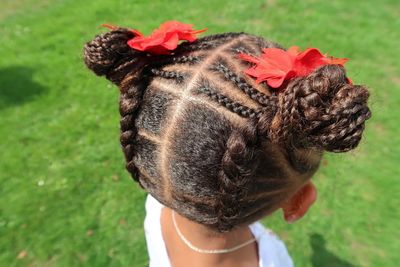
172;210;257;254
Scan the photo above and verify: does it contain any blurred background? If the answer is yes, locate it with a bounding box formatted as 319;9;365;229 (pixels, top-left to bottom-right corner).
0;0;399;266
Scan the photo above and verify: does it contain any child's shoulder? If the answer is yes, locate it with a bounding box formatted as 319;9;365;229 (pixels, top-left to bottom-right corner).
249;221;294;267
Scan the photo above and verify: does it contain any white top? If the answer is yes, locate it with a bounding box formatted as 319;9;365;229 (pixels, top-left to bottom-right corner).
144;194;294;267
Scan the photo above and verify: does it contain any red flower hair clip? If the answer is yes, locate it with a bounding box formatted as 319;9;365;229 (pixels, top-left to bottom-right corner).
104;21;207;55
239;46;350;89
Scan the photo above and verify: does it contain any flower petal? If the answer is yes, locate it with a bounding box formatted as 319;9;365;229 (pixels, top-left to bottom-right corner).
238;53;260;64
294;48;326;76
126;20;207;54
239;45;350;89
240;48;295;88
287;46;300;57
162;33;180;50
324;56;349;65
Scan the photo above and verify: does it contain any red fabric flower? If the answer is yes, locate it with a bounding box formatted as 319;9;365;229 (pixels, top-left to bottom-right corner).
126;21;207;55
239;46;349;88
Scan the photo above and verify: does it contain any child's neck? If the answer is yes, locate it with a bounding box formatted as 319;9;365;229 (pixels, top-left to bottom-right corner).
160;207;259;267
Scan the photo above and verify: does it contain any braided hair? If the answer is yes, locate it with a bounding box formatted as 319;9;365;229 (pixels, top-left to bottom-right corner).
83;28;371;232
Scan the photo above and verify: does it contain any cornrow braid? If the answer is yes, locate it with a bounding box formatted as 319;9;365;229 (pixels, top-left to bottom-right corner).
229;44;254;55
173;55;201;64
150;69;185;82
216;120;261;232
197;86;262;119
210;60;274;107
175;32;245;53
168;55;202;65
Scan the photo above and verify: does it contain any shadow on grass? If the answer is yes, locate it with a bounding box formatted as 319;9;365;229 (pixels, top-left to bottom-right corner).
0;66;47;110
310;233;358;267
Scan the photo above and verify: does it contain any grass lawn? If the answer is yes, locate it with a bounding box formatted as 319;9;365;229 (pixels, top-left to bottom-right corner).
0;0;399;266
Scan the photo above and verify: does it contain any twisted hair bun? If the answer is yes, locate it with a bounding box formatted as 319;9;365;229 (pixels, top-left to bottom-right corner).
83;28;148;85
272;64;371;152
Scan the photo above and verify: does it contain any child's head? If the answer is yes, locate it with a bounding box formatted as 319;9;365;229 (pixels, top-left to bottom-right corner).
83;25;371;232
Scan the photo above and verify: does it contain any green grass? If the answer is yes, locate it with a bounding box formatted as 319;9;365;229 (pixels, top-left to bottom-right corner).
0;0;399;266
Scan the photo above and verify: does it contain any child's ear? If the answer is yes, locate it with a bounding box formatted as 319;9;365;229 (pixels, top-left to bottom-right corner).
281;181;317;223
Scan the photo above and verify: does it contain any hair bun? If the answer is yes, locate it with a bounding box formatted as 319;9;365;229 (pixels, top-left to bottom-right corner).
274;64;371;152
83;28;146;85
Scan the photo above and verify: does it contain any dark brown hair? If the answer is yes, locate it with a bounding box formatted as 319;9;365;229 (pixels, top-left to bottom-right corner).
83;28;371;232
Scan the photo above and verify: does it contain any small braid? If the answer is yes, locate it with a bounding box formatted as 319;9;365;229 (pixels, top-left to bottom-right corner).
145;55;201;71
176;32;245;53
230;46;253;55
150;69;185;82
211;62;273;107
171;55;201;64
119;75;151;184
198;86;261;118
269;78;301;143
